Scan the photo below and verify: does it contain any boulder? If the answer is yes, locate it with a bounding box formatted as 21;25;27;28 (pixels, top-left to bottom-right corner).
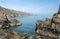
53;13;60;24
9;19;22;26
44;18;51;27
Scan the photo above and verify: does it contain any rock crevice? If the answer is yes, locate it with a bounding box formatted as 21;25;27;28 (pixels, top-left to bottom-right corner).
0;12;22;39
36;6;60;39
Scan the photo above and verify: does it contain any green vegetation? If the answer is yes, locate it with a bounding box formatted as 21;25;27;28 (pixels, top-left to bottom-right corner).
0;6;31;17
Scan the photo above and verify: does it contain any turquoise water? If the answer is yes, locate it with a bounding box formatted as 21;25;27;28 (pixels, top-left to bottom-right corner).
11;16;51;35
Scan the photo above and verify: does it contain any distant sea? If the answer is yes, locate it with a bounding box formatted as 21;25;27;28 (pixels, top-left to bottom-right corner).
11;15;52;36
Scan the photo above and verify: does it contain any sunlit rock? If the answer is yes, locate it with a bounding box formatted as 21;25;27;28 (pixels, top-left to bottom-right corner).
0;12;22;39
0;29;23;39
35;5;60;39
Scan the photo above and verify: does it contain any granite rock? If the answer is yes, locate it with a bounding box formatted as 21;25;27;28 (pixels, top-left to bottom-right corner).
36;6;60;39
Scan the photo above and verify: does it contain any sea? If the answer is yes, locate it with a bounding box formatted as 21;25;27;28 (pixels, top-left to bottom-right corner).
10;15;52;36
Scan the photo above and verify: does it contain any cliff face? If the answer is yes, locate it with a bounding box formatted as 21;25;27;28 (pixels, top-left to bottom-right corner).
36;6;60;39
0;12;22;39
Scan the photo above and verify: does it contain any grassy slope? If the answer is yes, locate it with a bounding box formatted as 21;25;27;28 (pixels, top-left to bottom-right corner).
0;6;31;17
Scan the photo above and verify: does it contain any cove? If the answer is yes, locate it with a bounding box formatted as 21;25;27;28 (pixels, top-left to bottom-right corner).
10;16;48;35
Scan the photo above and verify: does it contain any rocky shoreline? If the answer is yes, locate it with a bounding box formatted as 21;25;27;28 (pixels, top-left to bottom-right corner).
0;12;22;39
35;6;60;39
0;6;60;39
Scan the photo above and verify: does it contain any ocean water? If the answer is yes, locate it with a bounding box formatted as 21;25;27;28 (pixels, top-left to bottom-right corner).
11;16;51;35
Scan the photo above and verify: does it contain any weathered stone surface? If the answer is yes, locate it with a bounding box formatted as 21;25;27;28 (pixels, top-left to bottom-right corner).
21;34;42;39
0;12;22;39
8;18;22;26
51;13;60;33
53;13;60;24
35;6;60;39
36;20;58;38
0;29;23;39
0;12;22;29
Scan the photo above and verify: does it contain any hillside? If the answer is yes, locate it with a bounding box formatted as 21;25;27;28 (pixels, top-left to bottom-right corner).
0;6;31;17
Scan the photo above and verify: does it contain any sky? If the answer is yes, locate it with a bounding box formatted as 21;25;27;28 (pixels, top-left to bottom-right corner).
0;0;60;17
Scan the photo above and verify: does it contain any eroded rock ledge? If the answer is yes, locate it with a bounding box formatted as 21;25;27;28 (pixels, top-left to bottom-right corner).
0;12;22;28
0;12;22;39
36;6;60;39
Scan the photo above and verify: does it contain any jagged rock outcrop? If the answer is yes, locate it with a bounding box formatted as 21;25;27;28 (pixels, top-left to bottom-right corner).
0;12;22;29
36;6;60;39
0;12;22;39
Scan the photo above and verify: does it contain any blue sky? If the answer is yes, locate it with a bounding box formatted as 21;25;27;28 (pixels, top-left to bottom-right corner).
0;0;60;16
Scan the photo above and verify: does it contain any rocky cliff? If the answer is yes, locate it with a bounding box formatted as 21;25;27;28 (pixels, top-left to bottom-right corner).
36;6;60;39
0;12;22;39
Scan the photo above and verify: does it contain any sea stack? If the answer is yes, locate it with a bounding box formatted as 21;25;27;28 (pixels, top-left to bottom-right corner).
36;5;60;39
